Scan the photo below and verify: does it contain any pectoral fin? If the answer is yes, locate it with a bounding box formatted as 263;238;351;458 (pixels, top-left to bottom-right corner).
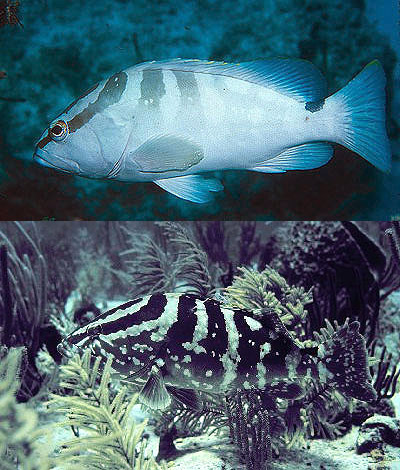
155;175;223;203
139;365;172;410
132;135;204;173
250;142;333;173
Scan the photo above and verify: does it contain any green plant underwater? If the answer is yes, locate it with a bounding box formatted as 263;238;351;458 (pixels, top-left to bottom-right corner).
0;347;53;470
48;349;170;470
0;347;170;470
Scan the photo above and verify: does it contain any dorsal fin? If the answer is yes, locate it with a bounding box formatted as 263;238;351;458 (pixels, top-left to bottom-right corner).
128;58;327;102
249;307;302;348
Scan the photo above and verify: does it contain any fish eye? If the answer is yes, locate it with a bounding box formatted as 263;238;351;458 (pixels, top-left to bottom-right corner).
49;120;68;141
86;323;103;338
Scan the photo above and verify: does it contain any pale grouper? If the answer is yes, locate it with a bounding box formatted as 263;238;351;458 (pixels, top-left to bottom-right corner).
34;59;391;203
58;293;377;410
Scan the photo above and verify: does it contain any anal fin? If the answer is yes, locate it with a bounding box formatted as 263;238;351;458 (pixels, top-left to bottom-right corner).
250;142;333;173
155;175;223;203
165;385;202;410
267;381;303;399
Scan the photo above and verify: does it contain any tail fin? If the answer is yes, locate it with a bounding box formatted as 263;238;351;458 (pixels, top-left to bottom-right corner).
319;321;377;402
329;60;391;172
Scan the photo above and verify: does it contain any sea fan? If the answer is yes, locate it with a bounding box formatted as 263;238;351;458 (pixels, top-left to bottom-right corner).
121;222;213;298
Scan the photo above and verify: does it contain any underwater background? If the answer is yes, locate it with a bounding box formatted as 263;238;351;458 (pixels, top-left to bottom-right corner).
0;0;399;220
0;220;400;469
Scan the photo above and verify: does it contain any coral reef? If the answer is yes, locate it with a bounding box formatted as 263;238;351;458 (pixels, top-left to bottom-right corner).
0;221;399;470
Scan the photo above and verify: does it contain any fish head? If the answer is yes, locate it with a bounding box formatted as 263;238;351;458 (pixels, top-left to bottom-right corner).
34;71;129;178
56;295;171;377
57;320;105;358
33;114;109;178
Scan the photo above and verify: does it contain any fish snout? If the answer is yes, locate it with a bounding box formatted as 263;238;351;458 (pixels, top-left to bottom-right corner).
33;147;82;174
57;340;81;358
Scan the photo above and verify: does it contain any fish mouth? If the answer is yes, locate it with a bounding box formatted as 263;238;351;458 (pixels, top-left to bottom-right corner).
57;341;82;358
33;148;81;175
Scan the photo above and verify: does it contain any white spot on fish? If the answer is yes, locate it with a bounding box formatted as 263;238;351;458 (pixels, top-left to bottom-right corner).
171;355;179;362
183;299;209;354
256;362;267;388
175;363;181;370
260;342;271;359
182;355;192;363
183;369;191;377
205;370;212;377
220;308;240;389
245;316;262;331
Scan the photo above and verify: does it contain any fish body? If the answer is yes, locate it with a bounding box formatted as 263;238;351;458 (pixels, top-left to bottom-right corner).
59;293;376;410
34;58;391;203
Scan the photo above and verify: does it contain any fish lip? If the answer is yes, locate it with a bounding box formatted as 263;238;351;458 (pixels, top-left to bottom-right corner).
57;341;82;358
33;148;81;175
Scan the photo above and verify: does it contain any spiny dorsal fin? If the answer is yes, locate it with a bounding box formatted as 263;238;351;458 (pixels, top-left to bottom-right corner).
129;58;327;102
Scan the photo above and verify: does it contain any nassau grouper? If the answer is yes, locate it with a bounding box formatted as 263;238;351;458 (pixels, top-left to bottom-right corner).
34;58;391;204
57;293;377;410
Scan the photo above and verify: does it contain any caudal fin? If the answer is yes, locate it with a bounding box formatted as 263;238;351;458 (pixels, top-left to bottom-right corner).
329;60;391;172
319;321;377;403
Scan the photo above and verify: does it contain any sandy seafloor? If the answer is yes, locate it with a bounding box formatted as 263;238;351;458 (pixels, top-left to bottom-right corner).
43;382;400;470
0;0;399;220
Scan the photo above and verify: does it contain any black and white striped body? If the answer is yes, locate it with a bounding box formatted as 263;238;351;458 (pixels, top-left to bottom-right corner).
63;293;303;396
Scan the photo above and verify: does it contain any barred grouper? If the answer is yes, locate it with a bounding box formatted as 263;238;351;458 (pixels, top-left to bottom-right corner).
34;58;391;203
58;293;377;410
